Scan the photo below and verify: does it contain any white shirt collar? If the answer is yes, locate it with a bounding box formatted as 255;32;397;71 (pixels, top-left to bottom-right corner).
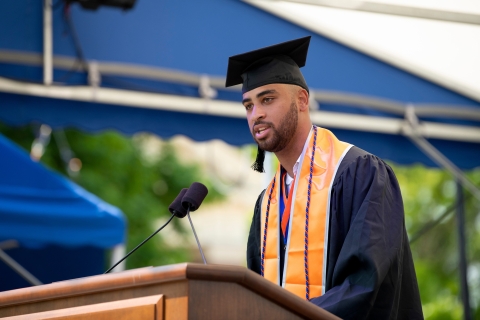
285;155;301;188
285;126;313;190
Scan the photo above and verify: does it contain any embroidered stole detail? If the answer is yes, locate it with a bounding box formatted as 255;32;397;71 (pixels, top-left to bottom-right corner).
260;127;352;299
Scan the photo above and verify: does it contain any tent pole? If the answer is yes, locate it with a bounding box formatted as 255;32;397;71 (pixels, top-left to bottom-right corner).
404;106;475;318
277;0;480;25
402;106;480;201
456;181;472;320
43;0;53;85
0;249;43;286
110;244;126;272
406;131;480;201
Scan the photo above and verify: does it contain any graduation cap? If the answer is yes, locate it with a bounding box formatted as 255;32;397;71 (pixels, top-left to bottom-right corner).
226;36;311;173
225;36;311;94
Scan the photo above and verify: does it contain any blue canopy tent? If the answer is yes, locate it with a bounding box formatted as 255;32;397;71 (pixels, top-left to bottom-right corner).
0;133;126;291
0;0;478;309
0;0;478;169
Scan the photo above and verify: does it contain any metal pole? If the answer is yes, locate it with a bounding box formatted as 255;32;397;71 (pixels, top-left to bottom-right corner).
279;0;480;25
456;181;472;320
110;244;126;272
43;0;53;85
402;105;480;202
0;249;43;286
403;106;475;318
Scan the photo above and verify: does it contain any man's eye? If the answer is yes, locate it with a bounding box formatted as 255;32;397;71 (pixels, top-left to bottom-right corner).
263;97;273;103
244;104;253;111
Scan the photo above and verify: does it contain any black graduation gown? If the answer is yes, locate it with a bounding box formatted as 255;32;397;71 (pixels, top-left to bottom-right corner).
247;146;424;319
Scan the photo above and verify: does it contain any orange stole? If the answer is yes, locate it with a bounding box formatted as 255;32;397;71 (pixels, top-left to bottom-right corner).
260;127;352;299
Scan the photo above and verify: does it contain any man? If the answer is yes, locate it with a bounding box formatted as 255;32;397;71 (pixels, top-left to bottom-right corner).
225;37;423;319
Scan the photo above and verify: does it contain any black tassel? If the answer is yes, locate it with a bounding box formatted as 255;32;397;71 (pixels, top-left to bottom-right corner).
251;146;265;173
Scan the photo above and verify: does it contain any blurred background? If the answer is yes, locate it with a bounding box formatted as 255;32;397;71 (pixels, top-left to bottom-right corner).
0;0;479;319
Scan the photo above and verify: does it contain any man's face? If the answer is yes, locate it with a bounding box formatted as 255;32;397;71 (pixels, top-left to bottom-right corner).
242;84;298;153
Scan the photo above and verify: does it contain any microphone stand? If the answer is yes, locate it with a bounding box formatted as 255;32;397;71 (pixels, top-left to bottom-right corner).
105;184;208;274
186;207;207;264
105;214;175;274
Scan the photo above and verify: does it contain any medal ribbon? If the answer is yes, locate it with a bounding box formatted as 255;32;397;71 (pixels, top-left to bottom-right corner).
281;171;295;239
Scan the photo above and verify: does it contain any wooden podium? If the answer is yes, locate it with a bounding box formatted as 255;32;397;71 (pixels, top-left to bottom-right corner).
0;263;340;319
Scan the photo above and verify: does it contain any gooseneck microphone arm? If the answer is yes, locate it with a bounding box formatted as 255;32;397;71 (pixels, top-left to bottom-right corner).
105;184;209;274
104;214;175;274
182;182;209;265
186;207;207;264
105;189;189;274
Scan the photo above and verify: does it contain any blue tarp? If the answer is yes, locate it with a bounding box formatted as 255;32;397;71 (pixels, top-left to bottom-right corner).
0;133;126;248
0;0;479;168
0;245;105;292
1;92;478;170
0;0;476;104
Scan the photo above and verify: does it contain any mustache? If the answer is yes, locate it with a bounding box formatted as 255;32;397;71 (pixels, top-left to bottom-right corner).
252;121;274;134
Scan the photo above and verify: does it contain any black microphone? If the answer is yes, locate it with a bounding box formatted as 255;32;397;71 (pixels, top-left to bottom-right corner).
169;188;188;218
105;188;186;274
182;182;209;264
182;182;208;211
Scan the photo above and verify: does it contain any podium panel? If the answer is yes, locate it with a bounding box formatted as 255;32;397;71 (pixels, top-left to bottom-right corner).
0;263;340;320
1;295;164;320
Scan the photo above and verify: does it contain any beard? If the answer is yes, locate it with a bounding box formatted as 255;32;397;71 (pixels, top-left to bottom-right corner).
253;101;298;153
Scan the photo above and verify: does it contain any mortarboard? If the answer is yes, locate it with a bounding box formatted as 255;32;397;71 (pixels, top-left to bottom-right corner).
226;36;312;173
225;36;311;93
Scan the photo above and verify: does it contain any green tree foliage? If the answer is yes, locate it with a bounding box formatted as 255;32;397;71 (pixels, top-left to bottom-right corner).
391;163;480;319
2;123;480;318
0;123;223;270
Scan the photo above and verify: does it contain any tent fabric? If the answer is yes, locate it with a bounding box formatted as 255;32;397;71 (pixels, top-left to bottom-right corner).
245;0;480;103
1;91;479;170
0;245;104;292
0;0;479;169
0;0;478;106
0;133;126;248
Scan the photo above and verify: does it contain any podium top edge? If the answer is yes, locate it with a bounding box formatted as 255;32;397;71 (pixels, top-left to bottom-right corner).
0;263;340;320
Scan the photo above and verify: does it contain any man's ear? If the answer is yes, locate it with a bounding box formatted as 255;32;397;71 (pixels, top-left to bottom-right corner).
297;88;309;112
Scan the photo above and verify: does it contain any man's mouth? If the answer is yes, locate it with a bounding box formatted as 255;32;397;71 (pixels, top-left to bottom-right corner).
254;125;271;139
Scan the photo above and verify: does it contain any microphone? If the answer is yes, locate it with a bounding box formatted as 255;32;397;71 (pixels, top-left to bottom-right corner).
169;188;188;218
182;182;209;265
182;182;208;212
105;188;185;274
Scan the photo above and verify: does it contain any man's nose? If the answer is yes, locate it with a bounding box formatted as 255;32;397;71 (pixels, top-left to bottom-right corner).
251;104;266;122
